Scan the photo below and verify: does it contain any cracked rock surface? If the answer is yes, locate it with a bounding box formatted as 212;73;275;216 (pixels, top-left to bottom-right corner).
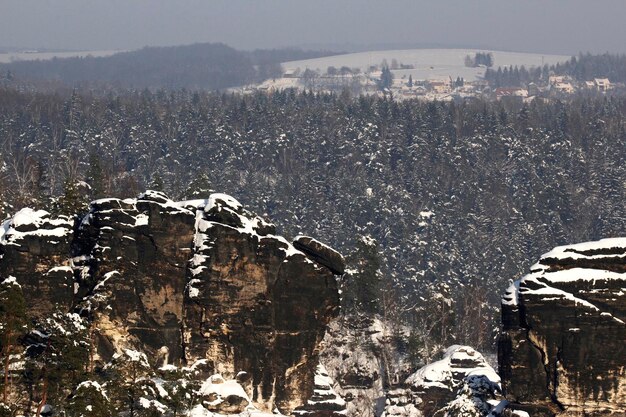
0;190;342;414
498;238;626;417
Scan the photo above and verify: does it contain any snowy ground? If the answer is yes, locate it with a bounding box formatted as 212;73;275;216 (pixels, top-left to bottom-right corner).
282;48;570;81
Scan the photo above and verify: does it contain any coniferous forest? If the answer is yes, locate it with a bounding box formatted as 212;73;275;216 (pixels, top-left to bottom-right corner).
1;87;624;354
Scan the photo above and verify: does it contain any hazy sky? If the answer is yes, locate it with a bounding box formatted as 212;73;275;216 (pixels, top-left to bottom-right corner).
2;0;626;54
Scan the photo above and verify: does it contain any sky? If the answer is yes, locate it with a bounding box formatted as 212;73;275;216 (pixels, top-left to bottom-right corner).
2;0;626;54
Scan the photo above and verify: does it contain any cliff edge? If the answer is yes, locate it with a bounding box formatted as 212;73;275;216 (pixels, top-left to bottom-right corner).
0;191;343;415
498;237;626;417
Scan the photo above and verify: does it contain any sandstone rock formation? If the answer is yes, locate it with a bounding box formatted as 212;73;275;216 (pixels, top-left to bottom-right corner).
498;237;626;417
319;317;391;417
293;364;347;417
382;345;501;417
0;191;343;415
0;208;75;318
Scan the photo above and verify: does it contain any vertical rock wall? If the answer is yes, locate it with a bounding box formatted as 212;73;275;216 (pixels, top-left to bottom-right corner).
0;209;75;318
499;238;626;416
0;191;342;415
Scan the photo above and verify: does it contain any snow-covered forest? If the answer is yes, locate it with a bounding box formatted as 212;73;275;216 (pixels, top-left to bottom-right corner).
1;87;624;356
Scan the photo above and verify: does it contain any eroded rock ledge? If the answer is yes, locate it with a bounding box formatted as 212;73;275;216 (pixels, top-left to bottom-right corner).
498;237;626;417
0;190;343;414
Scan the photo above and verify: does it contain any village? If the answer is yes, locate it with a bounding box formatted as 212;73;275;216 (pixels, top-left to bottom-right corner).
237;53;623;102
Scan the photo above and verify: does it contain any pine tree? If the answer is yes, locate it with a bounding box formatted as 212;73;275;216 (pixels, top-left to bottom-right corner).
344;235;383;316
23;312;90;415
379;66;394;90
66;381;113;417
104;349;156;417
149;174;165;192
408;283;456;364
435;375;500;417
181;173;213;200
85;153;106;200
54;179;89;216
0;403;11;417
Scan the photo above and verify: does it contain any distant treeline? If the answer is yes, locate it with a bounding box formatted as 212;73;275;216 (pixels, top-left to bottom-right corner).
485;52;626;87
551;53;626;82
464;52;493;68
0;43;341;91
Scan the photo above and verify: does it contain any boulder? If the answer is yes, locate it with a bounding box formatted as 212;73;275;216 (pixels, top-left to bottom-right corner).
293;235;345;275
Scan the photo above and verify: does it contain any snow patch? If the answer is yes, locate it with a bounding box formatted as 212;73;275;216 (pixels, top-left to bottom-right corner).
406;345;500;390
135;213;149;226
197;374;252;409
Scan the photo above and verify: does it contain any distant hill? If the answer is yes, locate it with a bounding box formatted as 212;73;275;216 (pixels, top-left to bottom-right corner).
0;43;341;90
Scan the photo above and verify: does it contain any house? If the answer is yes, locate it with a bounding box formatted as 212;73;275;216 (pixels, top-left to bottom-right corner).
553;82;575;94
594;78;611;92
549;75;566;85
428;79;451;94
283;69;299;78
527;82;540;96
495;87;528;100
400;85;427;96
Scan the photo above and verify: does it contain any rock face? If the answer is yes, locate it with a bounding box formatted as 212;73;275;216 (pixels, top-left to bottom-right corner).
293;236;345;276
498;237;626;417
293;364;348;417
320;317;393;417
382;345;501;417
0;191;342;415
75;191;196;363
0;208;75;318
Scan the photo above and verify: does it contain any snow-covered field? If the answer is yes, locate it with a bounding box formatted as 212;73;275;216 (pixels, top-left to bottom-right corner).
283;49;570;81
0;49;123;63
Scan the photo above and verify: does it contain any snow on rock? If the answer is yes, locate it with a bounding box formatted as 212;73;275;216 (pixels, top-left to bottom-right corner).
137;189;171;204
0;208;74;318
0;190;342;416
499;237;626;416
121;348;151;367
383;346;499;417
0;207;72;245
406;345;500;391
207;193;243;211
502;237;626;323
501;279;519;306
293;236;345;275
1;275;19;287
202;192;275;237
12;208;57;230
0;218;10;243
539;237;626;262
293;364;347;416
197;374;253;414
